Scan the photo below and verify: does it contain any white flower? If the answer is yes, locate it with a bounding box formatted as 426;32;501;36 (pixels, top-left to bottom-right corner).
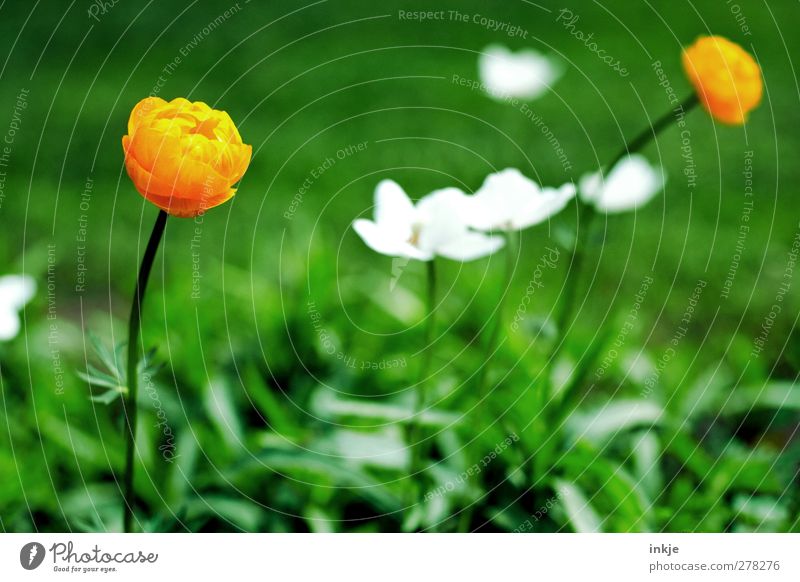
353;180;504;262
0;274;36;341
579;155;666;213
478;44;562;101
464;168;576;232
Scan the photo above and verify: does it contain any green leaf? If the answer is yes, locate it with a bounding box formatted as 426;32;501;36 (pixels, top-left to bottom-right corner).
88;387;126;405
732;494;789;531
89;332;123;376
242;364;299;437
565;399;664;443
718;382;800;416
677;365;733;419
231;448;401;513
311;386;458;427
631;430;663;503
203;376;244;450
560;442;651;531
554;479;603;532
77;368;123;391
183;495;265;532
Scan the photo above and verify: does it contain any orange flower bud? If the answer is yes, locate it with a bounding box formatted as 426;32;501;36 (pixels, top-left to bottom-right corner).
682;36;762;125
122;97;252;217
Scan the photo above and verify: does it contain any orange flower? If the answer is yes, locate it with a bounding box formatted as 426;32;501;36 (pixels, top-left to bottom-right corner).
682;36;762;125
122;97;252;217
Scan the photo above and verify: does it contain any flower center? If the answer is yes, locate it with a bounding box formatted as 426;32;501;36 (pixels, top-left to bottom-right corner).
190;117;221;140
407;223;423;247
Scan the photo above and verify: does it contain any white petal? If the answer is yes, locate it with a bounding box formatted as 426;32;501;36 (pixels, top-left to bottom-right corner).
374;179;414;232
479;44;562;101
437;232;505;262
416;187;471;253
585;155;665;213
0;309;20;341
466;168;539;231
0;274;36;310
353;219;403;257
353;219;431;261
578;170;602;204
513;182;577;229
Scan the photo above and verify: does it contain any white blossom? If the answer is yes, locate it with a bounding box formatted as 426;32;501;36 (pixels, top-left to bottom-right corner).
0;275;36;341
353;180;504;262
479;44;562;101
465;168;576;231
579;155;666;213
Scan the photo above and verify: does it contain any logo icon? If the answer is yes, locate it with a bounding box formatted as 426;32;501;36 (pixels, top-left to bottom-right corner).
20;542;45;570
390;256;410;291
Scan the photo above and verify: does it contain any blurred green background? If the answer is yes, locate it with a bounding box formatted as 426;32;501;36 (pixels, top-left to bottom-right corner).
0;0;798;532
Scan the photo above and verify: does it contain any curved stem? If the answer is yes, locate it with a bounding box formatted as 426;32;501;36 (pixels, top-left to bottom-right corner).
606;93;699;172
405;259;437;507
534;93;700;487
549;93;700;381
123;209;168;533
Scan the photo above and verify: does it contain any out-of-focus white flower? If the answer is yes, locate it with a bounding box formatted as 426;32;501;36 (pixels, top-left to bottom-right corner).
478;44;562;101
579;155;666;213
353;180;504;262
0;274;36;341
464;168;576;232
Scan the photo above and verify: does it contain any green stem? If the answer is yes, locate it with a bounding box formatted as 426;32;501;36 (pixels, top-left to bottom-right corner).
405;259;437;506
550;93;700;379
534;93;700;486
123;209;168;533
606;93;699;172
458;231;516;532
475;230;516;399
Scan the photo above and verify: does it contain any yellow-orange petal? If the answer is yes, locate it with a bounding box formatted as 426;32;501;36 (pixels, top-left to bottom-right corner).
682;35;762;125
122;96;251;217
127;96;166;136
143;188;236;218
